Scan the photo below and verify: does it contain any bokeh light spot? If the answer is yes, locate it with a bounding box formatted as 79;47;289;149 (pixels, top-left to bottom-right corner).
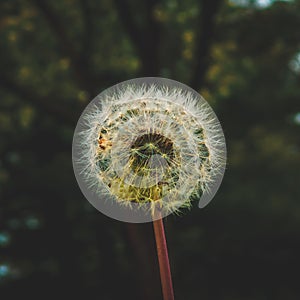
59;58;70;70
229;0;293;8
0;233;10;247
293;112;300;125
0;265;9;277
25;216;40;230
289;52;300;74
77;90;89;103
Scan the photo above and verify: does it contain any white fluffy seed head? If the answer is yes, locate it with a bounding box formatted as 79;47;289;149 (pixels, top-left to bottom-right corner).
72;78;226;223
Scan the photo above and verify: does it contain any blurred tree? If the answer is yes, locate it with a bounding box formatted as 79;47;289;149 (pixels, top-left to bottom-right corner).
0;0;300;299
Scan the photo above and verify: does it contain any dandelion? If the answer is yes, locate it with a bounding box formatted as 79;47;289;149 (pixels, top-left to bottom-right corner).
72;77;226;300
73;77;226;221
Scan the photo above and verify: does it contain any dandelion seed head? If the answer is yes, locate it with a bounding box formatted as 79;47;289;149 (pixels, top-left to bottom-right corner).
72;78;226;222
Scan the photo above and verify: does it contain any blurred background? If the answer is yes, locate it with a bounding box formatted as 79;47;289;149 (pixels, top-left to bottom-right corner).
0;0;300;299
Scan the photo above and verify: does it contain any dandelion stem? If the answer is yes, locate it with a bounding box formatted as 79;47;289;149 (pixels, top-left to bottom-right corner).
153;216;175;300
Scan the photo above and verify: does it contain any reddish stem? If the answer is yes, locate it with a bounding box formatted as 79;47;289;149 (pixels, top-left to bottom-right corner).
153;217;175;300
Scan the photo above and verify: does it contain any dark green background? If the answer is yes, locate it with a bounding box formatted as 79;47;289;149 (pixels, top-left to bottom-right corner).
0;0;300;299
